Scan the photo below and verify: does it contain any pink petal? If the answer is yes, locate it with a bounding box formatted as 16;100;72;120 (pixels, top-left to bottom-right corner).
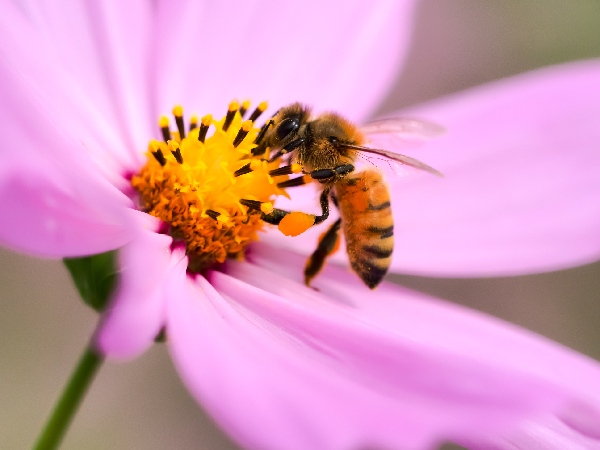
153;0;417;123
166;245;600;448
0;14;139;257
470;413;600;449
95;213;174;360
0;166;132;258
249;244;600;390
0;2;166;256
262;60;600;277
0;36;134;256
387;59;600;276
0;4;131;185
251;245;600;448
11;0;154;164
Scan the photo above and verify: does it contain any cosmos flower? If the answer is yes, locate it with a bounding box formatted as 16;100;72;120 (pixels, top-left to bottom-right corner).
1;1;600;450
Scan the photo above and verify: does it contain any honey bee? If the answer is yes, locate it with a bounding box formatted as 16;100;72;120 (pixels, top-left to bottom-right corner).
252;103;442;289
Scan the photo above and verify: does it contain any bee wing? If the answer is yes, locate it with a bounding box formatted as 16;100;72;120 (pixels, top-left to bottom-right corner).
360;117;445;145
353;117;444;178
345;144;443;178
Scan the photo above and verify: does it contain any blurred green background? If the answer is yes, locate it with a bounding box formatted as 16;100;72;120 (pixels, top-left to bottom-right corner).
1;1;599;449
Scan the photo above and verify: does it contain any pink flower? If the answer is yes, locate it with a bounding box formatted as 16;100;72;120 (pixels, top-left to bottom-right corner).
1;2;600;449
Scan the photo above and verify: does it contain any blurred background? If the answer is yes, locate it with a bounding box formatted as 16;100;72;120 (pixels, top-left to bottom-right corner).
1;1;599;449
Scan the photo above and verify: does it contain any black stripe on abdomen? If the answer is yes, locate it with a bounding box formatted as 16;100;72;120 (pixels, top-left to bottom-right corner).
367;201;391;211
362;245;393;259
367;225;393;239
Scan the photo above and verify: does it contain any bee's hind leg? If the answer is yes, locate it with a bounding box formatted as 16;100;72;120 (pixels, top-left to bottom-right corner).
243;188;338;287
258;187;332;226
304;218;342;287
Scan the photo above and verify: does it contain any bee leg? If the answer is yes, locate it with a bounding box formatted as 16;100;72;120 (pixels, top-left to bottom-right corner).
267;137;306;163
259;187;331;226
309;164;355;181
304;218;341;287
275;164;355;188
259;208;289;225
313;186;331;224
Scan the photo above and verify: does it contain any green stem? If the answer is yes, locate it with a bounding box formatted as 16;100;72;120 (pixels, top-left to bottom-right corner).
34;345;104;450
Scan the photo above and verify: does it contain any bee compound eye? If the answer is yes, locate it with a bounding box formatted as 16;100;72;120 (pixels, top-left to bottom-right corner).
276;117;300;140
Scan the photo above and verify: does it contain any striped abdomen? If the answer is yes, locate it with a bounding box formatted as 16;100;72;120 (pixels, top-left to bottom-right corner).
336;170;393;289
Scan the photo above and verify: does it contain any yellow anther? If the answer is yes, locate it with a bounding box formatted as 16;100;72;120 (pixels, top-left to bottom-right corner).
134;103;287;272
201;114;213;126
190;114;199;125
291;163;303;174
168;140;183;163
172;105;184;117
278;212;316;237
258;101;268;112
148;140;161;152
260;202;274;214
228;100;240;112
159;116;170;128
241;100;251;110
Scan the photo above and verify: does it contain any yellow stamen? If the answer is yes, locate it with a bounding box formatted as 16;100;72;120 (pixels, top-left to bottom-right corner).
228;100;240;112
249;101;269;122
172;105;183;117
233;120;253;147
158;116;170;128
172;105;186;139
159;116;171;142
149;141;166;166
201;114;212;126
168;141;183;164
239;100;251;117
223;100;240;132
132;103;294;272
189;114;199;131
198;114;212;143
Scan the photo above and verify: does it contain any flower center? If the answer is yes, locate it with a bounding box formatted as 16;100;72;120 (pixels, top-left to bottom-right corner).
132;101;304;272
